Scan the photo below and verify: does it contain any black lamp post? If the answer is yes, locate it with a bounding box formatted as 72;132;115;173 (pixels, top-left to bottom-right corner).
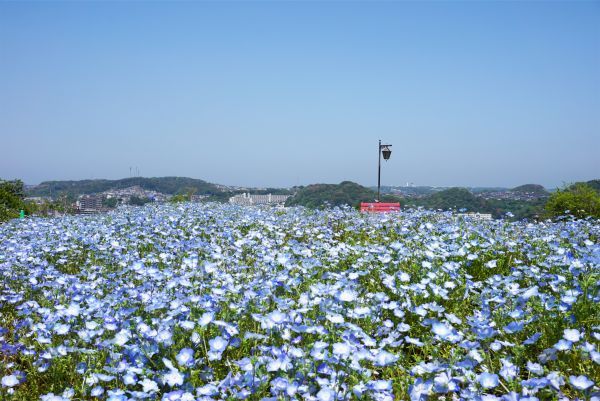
377;139;392;202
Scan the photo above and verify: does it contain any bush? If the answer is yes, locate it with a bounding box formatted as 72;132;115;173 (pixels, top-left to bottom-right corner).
0;179;28;222
128;196;151;206
545;183;600;219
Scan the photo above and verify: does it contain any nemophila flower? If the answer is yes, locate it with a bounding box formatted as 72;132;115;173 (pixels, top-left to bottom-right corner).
285;381;299;397
179;320;195;331
523;332;541;345
409;378;433;401
196;384;218;396
590;350;600;364
123;372;137;385
352;306;371;317
554;339;572;351
267;310;287;325
405;336;424;347
191;332;201;344
373;350;398;366
431;321;457;341
527;362;544;376
569;375;594;391
176;348;195;367
209;336;228;352
490;341;503;352
94;373;115;383
141;378;159;393
563;329;581;342
163;368;184;387
546;371;564;390
522;377;549;392
500;359;519;381
398;272;411;282
521;286;539;300
40;394;68;401
478;373;499;389
433;372;458;393
3;202;599;399
54;323;70;335
113;329;131;346
208;335;228;360
311;341;329;360
65;302;80;317
1;374;19;387
90;386;104;397
504;321;524;334
270;377;289;394
157;329;173;344
326;313;345;324
267;355;292;372
332;342;351;358
338;289;358;302
316;387;336;401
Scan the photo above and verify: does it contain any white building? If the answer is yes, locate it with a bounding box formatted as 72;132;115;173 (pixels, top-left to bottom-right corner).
457;212;493;221
229;193;290;206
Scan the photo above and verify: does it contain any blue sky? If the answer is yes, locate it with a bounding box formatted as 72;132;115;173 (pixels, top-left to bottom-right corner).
1;1;598;188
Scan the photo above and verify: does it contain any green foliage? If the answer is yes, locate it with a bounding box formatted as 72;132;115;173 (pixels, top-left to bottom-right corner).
486;198;546;220
286;181;389;209
545;183;600;219
286;183;549;220
584;179;600;192
0;179;29;222
409;187;489;211
252;188;293;195
510;184;549;195
128;196;151;206
400;187;547;220
27;177;226;197
102;197;119;208
170;194;189;203
200;191;234;203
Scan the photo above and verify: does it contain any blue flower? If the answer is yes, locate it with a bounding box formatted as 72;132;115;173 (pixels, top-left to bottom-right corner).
373;350;398;366
1;374;19;387
563;329;581;342
478;373;499;389
90;386;104;397
569;375;594;391
503;321;524;334
316;387;336;401
176;348;195;367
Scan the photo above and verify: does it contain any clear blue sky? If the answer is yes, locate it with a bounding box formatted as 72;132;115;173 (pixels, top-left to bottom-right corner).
1;1;598;189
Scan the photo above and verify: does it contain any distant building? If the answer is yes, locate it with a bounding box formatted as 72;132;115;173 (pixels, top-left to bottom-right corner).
229;193;290;206
77;195;104;214
457;212;493;221
102;186;168;204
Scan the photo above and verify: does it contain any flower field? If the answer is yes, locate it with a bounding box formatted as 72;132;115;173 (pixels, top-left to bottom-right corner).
1;203;599;401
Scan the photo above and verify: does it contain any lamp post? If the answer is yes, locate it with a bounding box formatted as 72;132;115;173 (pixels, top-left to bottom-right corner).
377;139;392;202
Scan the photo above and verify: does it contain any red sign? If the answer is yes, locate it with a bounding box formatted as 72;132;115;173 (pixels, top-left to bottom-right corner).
360;202;401;213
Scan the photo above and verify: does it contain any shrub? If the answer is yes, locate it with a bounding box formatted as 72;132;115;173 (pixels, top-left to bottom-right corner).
545;183;600;219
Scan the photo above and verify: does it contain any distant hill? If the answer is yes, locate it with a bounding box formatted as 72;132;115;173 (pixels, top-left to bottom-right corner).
399;187;549;220
510;184;548;195
582;179;600;193
286;181;398;209
285;183;545;219
404;187;490;212
27;177;226;198
469;187;508;193
376;185;440;196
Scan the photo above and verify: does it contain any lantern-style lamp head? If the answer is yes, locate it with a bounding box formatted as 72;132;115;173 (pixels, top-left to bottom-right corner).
381;146;392;161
